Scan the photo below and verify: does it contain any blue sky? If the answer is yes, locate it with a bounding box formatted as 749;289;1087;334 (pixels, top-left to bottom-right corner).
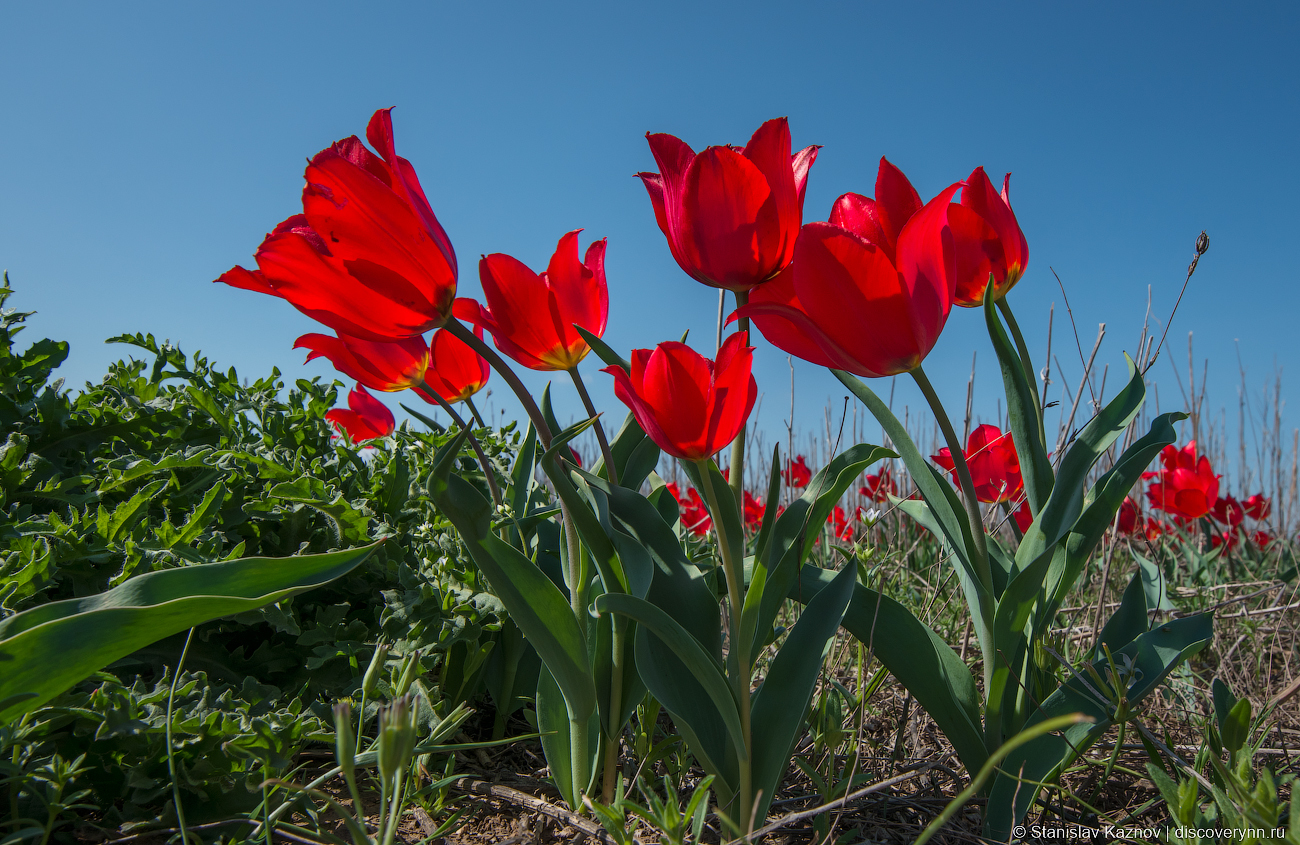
2;2;1296;482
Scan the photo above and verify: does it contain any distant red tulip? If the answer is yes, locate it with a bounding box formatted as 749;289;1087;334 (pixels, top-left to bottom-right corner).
1145;441;1220;521
326;385;395;442
666;483;712;536
1244;493;1271;521
737;182;960;378
1117;497;1143;535
743;490;765;531
784;455;812;488
1212;495;1244;527
460;230;609;371
828;505;854;542
296;332;429;393
605;332;757;463
638;118;819;292
859;467;898;502
423;326;490;404
1251;530;1276;549
1013;500;1033;533
1210;529;1241;552
949;168;1029;307
932;424;1023;504
569;447;584;468
218;109;458;341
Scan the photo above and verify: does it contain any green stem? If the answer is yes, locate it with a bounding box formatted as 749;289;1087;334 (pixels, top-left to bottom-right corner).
601;615;628;803
569;367;618;486
445;319;554;447
166;628;195;845
996;296;1046;445
420;380;502;507
696;460;753;829
464;395;489;429
909;366;992;593
727;291;750;508
1088;719;1126;807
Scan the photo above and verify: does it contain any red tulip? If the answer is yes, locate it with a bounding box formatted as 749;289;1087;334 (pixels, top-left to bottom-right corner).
1210;529;1241;552
743;490;765;531
1013;500;1033;533
1212;494;1244;527
1244;493;1271;521
828;505;854;542
218;109;457;341
460;230;609;371
859;467;898;502
666;483;713;536
736;183;960;378
1145;441;1220;521
326;385;395;442
932;424;1023;504
949;167;1029;307
784;455;812;488
423;326;490;404
1117;497;1143;535
638;118;819;292
823;158;922;267
604;332;757;463
296;332;429;393
1251;530;1276;549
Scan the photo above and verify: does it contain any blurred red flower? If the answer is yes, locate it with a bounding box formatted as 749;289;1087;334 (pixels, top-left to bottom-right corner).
932;424;1023;504
1212;494;1244;527
859;467;898;502
605;332;757;462
1145;441;1220;521
784;455;812;488
638;118;818;292
1244;493;1271;521
326;385;395;442
828;505;854;542
1251;530;1276;549
1116;497;1143;535
218;109;458;341
460;230;608;371
1013;500;1033;533
743;490;765;531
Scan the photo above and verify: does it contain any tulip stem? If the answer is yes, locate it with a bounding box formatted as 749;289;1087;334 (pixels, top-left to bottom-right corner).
727;291;750;508
909;366;992;594
420;383;502;507
445;319;554;447
601;614;628;804
696;459;753;831
569;367;619;486
464;395;489;429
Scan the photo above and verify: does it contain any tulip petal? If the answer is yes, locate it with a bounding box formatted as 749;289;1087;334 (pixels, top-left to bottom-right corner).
478;253;561;370
743;118;799;269
679;146;779;290
895;184;961;357
791;145;820;209
829;193;890;259
946;203;1002;308
642;341;714;459
424;326;489;404
874;157;923;255
962;167;1028;292
739;266;841;368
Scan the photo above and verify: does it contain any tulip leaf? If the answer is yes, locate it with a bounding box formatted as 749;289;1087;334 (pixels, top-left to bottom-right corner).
750;444;783;568
429;433;595;722
750;563;856;823
795;565;987;775
751;443;893;660
536;663;602;812
1096;568;1149;658
595;593;745;765
0;544;378;721
834;371;981;585
681;459;744;566
985;285;1053;513
984;612;1212;838
574;325;630;373
508;421;540;525
593;606;644;738
1016;356;1146;575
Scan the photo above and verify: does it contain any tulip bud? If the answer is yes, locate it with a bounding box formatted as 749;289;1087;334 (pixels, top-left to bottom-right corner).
394;649;424;698
332;700;356;780
376;694;418;792
362;643;391;697
1196;231;1209;256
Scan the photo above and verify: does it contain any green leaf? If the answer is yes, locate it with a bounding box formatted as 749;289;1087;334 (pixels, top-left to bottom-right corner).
1221;698;1251;755
1096;569;1149;657
0;544;378;721
429;434;595;722
985;284;1053;513
750;563;856;823
536;664;602;811
795;565;987;775
681;460;744;566
984;612;1213;838
574;325;630;373
1211;677;1238;731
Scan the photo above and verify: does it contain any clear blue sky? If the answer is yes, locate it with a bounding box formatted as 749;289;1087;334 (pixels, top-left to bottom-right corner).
2;2;1296;482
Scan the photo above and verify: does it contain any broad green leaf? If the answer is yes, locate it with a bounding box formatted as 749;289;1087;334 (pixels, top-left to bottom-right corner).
985;285;1053;513
1211;677;1238;731
1136;553;1175;613
536;663;603;811
574;325;630;372
750;445;783;568
984;612;1213;838
1220;698;1251;755
1096;569;1149;658
593;607;643;738
508;421;540;528
0;544;378;721
681;460;744;566
795;565;987;775
429;434;595;722
750;563;856;823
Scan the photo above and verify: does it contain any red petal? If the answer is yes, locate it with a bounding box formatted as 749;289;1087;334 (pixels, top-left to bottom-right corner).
894;184;961;358
679;146;780;290
961;168;1028;296
743;118;799;271
641;341;714;460
829;193;890;259
425;326;489;403
740;265;840;368
791;145;820;209
947;203;1003;307
706;332;757;456
874;158;923;255
477;253;561;370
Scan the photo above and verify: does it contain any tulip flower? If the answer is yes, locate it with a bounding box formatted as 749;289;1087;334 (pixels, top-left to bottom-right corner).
604;332;757;463
949;167;1029;307
1013;500;1033;533
859;467;898;502
666;483;712;536
296;332;430;393
638;118;819;292
932;425;1023;504
1210;530;1241;552
784;455;812;488
1244;493;1271;521
1116;497;1143;535
736;183;960;378
1212;494;1244;527
1251;530;1276;549
460;230;609;371
422;326;491;404
218;109;458;341
828;505;854;542
326;385;395;442
1145;441;1220;521
743;490;765;531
